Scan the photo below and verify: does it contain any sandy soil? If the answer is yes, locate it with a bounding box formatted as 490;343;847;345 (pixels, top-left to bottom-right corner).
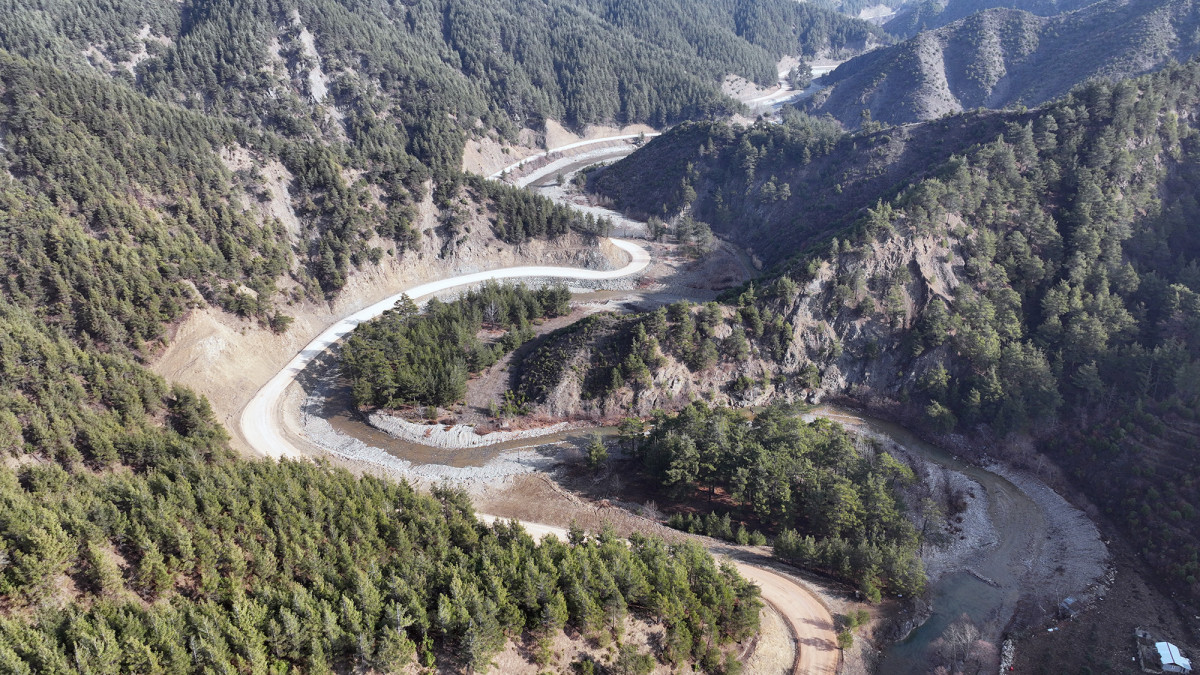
857;5;897;22
532;162;759;295
461;128;541;177
724;56;812;107
543;120;657;153
744;602;797;675
723;74;781;104
510;144;642;188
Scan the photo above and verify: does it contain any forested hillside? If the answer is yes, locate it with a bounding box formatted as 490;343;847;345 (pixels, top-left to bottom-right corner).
631;402;925;600
0;0;895;665
0;445;761;672
884;0;1095;37
343;283;572;409
0;0;880;306
594;58;1200;598
591;106;1015;265
806;0;1200;128
513;296;795;416
0;50;773;668
0;0;879;156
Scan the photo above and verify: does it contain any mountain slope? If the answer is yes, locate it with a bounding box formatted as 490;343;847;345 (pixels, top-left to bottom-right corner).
591;108;1014;266
807;0;1200;128
884;0;1096;37
0;3;802;669
0;0;880;151
594;58;1200;608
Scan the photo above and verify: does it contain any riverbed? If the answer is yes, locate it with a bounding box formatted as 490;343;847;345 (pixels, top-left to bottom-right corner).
811;406;1108;672
294;364;1107;671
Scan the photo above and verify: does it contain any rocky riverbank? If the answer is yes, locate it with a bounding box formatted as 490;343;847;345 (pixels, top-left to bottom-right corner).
297;373;572;486
367;412;579;449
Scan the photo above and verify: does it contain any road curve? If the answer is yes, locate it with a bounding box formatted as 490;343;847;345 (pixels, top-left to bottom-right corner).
477;515;839;675
732;561;838;675
239;237;650;460
488;133;662;179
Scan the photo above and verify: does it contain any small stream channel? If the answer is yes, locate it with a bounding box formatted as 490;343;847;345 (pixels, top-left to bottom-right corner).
311;367;618;468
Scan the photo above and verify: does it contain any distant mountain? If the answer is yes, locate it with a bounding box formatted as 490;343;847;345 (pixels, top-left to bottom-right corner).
884;0;1096;37
807;0;1200;128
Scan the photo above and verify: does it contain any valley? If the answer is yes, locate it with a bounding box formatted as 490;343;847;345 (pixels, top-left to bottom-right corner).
238;136;1108;673
1;0;1199;672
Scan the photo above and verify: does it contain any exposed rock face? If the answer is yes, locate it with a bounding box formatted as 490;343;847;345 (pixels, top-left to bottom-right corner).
781;228;960;398
524;226;962;420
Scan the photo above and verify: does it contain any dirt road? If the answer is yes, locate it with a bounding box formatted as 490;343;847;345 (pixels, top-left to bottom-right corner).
478;515;839;675
489;133;662;179
732;560;839;675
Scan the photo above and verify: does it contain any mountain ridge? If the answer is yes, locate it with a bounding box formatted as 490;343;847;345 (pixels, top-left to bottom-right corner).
591;58;1200;617
884;0;1096;37
807;0;1200;128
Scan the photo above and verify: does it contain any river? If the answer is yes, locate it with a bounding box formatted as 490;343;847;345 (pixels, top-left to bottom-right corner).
302;374;1061;672
283;135;1102;672
811;406;1048;672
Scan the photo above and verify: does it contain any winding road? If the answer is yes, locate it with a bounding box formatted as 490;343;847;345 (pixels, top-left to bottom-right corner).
240;238;650;460
488;133;662;180
236;136;838;673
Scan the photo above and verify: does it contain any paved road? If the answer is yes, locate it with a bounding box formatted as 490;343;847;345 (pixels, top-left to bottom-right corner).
488;133;662;179
239;238;650;460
